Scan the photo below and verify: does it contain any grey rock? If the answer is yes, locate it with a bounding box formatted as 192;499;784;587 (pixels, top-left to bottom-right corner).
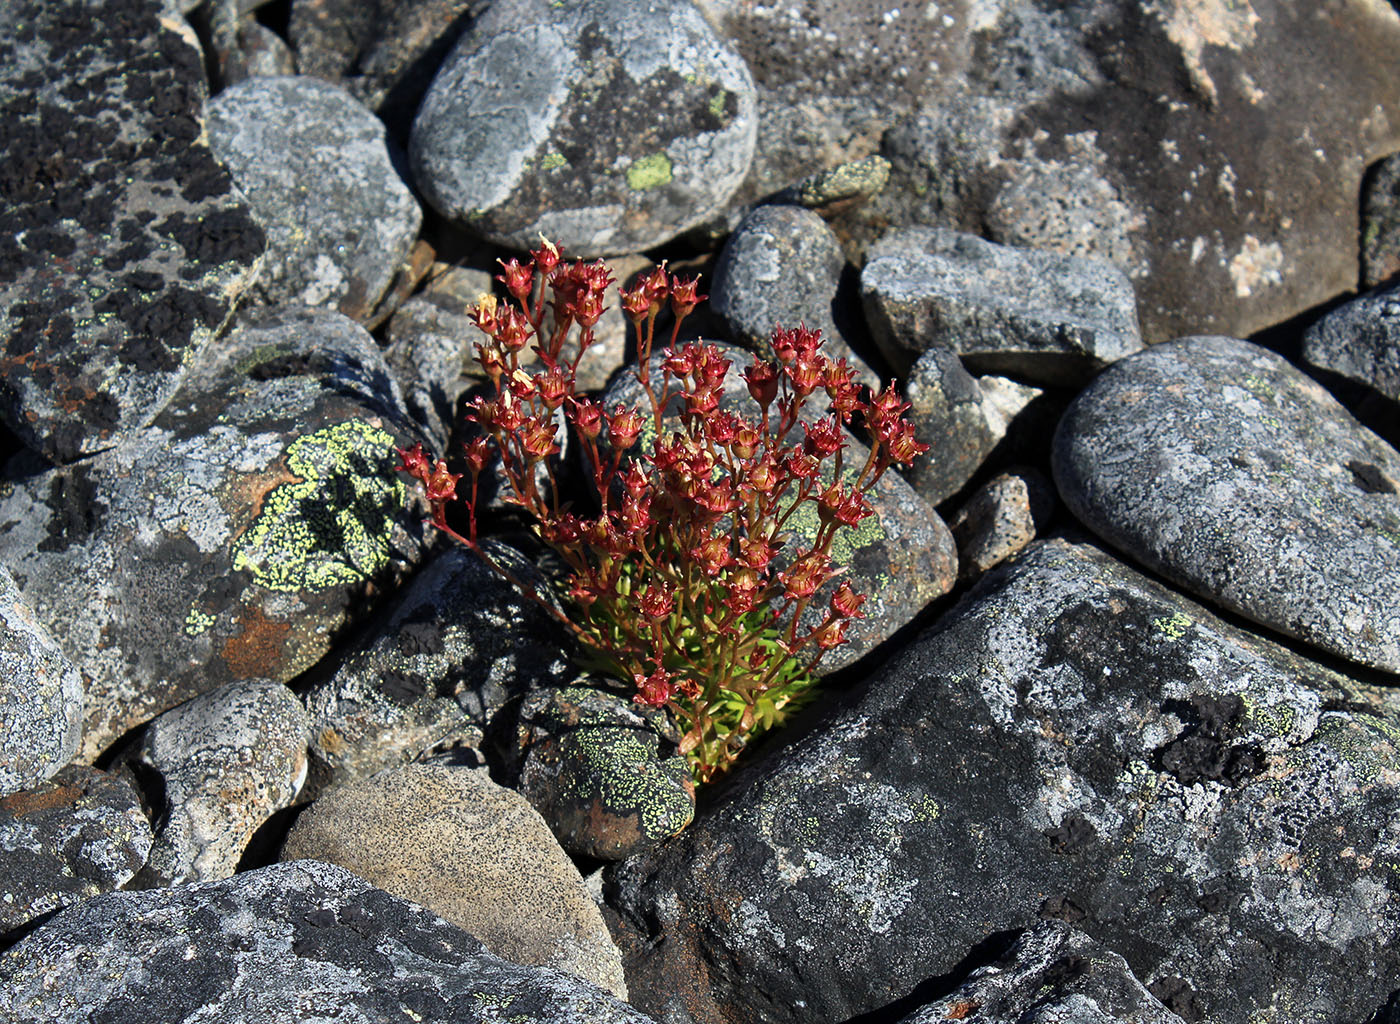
857;0;1400;343
517;685;694;860
0;307;427;759
0;564;82;795
0;859;653;1024
947;467;1055;583
1053;335;1400;674
1301;282;1400;404
774;155;892;216
692;0;970;205
0;765;151;934
206;75;422;320
1362;151;1400;289
607;538;1400;1024
409;0;756;255
303;543;572;791
862;228;1143;386
0;0;264;461
896;921;1185;1024
710;204;875;386
134;679;309;886
281;764;628;999
207;4;297;87
902;345;995;505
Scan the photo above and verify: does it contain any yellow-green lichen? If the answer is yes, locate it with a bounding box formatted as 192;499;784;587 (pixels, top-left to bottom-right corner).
708;91;728;119
184;607;217;637
230;420;405;593
1241;694;1296;739
1153;611;1193;640
626;151;673;191
539;151;568;171
566;726;693;841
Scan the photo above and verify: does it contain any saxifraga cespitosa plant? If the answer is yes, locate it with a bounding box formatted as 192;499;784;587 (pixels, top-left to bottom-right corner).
397;239;928;782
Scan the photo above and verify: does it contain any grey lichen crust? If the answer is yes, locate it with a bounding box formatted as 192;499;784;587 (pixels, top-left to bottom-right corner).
409;0;756;254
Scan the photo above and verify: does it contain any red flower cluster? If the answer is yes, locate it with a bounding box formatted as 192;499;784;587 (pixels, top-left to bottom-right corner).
397;240;928;781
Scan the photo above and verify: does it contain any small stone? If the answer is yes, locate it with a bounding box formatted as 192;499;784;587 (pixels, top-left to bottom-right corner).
1361;152;1400;290
902;345;995;506
409;0;756;255
862;227;1143;386
281;764;628;999
947;468;1055;583
133;679;309;885
517;685;694;860
1055;335;1400;674
1301;281;1400;404
775;155;892;215
0;765;151;935
0;859;652;1024
206;75;422;320
0;564;83;796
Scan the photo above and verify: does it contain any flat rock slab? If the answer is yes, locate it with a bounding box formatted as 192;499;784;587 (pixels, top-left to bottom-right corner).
0;308;426;758
0;765;151;935
0;859;653;1024
1054;334;1400;674
409;0;756;255
607;538;1400;1024
862;227;1143;386
0;0;264;461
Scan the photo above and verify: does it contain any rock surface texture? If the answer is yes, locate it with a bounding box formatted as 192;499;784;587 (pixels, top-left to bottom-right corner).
1054;335;1400;673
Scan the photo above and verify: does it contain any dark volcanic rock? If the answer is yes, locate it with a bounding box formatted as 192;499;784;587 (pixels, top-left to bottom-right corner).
205;75;422;321
0;0;264;462
861;0;1400;343
409;0;756;255
0;859;652;1024
0;765;151;935
606;539;1400;1024
1054;335;1400;674
0;308;426;758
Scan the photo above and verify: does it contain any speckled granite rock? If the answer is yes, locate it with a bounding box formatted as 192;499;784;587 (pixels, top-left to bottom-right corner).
710;204;874;386
206;75;422;320
516;685;694;860
606;538;1400;1024
862;227;1143;386
281;764;628;999
0;859;653;1024
0;765;151;935
896;921;1185;1024
600;340;958;673
409;0;756;255
0;0;264;461
0;564;83;796
857;0;1400;343
303;543;571;792
902;344;996;505
133;679;309;886
1054;335;1400;674
1301;281;1400;404
0;307;426;759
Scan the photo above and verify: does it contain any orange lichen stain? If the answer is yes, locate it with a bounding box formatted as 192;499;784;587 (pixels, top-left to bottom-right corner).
221;604;293;678
0;783;82;817
946;1000;981;1019
224;459;302;524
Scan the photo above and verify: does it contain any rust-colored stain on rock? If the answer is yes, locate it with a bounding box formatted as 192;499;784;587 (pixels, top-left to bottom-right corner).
222;604;293;678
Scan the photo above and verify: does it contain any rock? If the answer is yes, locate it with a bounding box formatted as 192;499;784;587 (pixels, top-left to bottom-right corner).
861;227;1144;386
859;0;1400;343
0;307;427;759
0;765;151;935
205;75;422;320
281;764;628;999
133;679;309;886
692;0;969;205
947;468;1055;582
1301;282;1400;404
0;859;653;1024
896;921;1186;1024
773;155;892;217
205;2;297;87
902;345;996;506
0;564;83;795
0;0;264;461
516;685;694;860
1053;335;1400;674
710;204;876;387
600;340;958;673
1361;151;1400;289
409;0;756;255
303;543;572;791
606;538;1400;1024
